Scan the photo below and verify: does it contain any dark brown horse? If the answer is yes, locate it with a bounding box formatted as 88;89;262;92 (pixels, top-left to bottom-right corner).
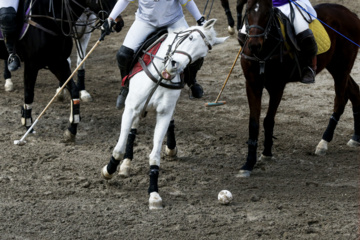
239;1;360;177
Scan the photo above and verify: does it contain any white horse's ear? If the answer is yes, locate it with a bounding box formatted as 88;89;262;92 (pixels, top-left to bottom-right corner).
213;36;229;46
203;19;217;30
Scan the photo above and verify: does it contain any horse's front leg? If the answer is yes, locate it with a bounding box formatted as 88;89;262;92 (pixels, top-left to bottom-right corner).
148;107;177;210
22;63;39;133
165;119;177;157
48;60;80;142
101;107;136;179
261;86;285;160
238;76;263;178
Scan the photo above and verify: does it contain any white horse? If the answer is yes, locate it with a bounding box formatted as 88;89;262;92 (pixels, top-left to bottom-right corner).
101;19;227;209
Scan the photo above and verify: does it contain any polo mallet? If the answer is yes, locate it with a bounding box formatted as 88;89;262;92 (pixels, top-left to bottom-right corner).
14;35;105;145
205;46;242;107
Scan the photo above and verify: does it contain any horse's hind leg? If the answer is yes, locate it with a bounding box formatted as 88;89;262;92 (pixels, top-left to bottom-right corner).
165;119;177;157
4;60;14;92
315;71;350;155
236;0;246;31
48;61;80;142
220;0;235;35
118;117;140;178
346;76;360;147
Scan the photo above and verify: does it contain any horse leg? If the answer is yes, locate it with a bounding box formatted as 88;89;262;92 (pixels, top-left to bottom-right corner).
48;60;80;142
148;111;174;210
22;63;39;133
347;76;360;147
236;0;246;31
76;31;93;102
315;70;350;155
101;107;136;179
261;87;285;160
165;119;177;156
4;60;13;92
220;0;235;35
118;116;140;178
238;77;263;178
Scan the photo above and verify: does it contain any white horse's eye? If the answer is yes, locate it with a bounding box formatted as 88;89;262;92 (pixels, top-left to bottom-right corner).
189;35;193;41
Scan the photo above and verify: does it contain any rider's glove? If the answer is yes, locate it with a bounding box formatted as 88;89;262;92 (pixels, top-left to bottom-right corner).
197;16;206;26
101;18;116;37
113;16;124;33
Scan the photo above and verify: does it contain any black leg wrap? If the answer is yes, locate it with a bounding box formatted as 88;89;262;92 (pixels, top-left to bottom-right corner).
353;106;360;137
148;165;159;194
4;62;11;79
242;139;258;171
107;156;120;175
322;113;340;142
21;106;34;133
225;9;235;27
124;129;137;160
237;13;242;31
166;120;176;150
262;117;274;157
67;123;77;136
77;69;85;91
70;99;81;124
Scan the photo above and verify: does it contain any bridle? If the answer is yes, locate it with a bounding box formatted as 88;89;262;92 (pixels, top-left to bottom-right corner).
242;6;285;74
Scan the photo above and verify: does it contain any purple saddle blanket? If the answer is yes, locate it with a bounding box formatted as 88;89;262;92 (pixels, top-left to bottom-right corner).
0;7;31;40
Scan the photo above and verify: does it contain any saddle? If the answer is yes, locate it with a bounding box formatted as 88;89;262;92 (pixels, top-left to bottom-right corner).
122;28;168;87
275;8;331;56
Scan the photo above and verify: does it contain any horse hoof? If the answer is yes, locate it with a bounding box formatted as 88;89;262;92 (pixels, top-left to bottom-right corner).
228;26;235;35
4;79;14;92
236;170;251;178
347;139;360;147
165;146;177;157
315;139;328;156
259;154;273;161
63;129;75;142
101;165;114;180
149;192;163;210
80;90;93;102
119;158;131;178
56;87;67;102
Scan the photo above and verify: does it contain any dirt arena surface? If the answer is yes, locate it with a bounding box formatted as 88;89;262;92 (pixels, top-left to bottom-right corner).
0;1;359;239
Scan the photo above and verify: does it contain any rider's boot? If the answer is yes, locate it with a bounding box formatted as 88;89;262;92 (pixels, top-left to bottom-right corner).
0;7;20;72
116;45;134;110
296;29;318;84
184;58;204;99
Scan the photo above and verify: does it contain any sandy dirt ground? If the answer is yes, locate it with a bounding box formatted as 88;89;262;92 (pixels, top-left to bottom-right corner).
0;0;359;239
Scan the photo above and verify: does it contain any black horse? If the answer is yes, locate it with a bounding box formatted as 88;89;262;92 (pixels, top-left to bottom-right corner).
220;0;247;34
0;0;118;141
239;1;360;177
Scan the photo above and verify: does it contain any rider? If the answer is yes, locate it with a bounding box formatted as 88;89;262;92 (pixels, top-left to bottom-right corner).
101;0;206;110
0;0;21;72
238;0;318;84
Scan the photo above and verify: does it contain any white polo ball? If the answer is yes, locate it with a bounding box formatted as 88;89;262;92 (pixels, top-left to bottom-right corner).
218;190;233;205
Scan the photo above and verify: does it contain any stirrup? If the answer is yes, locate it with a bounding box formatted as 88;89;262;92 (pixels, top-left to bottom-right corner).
116;86;129;110
300;66;315;84
8;54;21;72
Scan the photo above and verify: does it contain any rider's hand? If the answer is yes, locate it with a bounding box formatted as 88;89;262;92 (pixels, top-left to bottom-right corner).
197;16;206;26
113;16;124;33
101;18;116;37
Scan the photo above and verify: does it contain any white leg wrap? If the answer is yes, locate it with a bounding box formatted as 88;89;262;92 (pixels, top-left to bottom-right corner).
69;99;80;124
236;170;251;178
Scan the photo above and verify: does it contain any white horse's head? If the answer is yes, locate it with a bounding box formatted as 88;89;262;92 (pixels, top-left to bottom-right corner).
161;19;228;80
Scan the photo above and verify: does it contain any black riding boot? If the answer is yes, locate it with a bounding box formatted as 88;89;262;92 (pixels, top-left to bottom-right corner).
184;58;204;99
0;7;20;72
296;29;318;84
116;45;134;110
